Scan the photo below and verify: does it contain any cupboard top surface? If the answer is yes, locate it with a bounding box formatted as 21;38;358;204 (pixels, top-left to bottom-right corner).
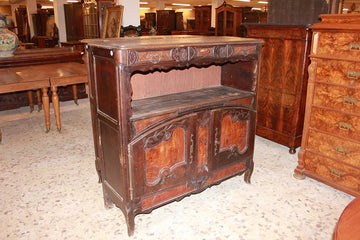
82;35;262;49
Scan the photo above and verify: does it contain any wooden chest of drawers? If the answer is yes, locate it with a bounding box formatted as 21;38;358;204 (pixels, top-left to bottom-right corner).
294;14;360;197
84;36;262;235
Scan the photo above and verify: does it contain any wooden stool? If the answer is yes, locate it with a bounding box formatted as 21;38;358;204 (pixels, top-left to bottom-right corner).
333;197;360;240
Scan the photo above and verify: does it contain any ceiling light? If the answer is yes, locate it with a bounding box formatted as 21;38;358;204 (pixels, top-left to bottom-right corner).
67;0;79;2
42;5;54;9
172;3;191;6
140;7;150;9
236;0;250;2
258;1;268;3
252;7;262;10
178;8;192;11
140;2;148;4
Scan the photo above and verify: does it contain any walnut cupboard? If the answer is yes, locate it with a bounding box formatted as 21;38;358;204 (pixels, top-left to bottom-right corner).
84;36;262;235
294;14;360;197
244;24;312;154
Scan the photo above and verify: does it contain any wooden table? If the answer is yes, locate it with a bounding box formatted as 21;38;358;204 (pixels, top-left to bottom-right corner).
0;47;87;142
0;62;88;141
334;197;360;240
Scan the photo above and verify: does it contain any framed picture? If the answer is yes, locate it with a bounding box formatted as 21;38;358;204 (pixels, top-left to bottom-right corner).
101;5;124;38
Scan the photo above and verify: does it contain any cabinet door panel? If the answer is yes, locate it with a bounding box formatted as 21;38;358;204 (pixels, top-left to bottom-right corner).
260;38;305;94
212;107;255;170
130;115;195;199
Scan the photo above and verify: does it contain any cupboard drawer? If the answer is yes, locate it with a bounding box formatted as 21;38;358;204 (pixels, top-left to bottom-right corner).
304;151;360;193
313;82;360;114
310;107;360;141
307;129;360;168
315;59;360;87
315;32;360;59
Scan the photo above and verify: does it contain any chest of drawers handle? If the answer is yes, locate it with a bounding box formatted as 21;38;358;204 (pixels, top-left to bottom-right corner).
349;43;360;52
347;71;360;80
338;122;352;131
335;146;348;155
331;168;343;178
343;97;357;106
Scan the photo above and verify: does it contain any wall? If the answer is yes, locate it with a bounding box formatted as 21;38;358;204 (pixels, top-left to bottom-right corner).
267;0;330;25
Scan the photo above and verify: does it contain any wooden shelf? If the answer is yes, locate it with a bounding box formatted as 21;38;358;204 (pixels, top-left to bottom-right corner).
131;86;254;120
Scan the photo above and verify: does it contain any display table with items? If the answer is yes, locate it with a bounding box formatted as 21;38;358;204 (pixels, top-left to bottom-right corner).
83;35;262;235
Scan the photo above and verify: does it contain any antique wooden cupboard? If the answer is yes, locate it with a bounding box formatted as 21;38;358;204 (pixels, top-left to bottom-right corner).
294;14;360;197
194;6;212;33
244;24;312;153
84;36;262;235
216;2;243;36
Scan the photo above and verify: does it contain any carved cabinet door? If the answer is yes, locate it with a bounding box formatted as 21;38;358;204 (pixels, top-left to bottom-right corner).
130;114;197;203
211;107;255;171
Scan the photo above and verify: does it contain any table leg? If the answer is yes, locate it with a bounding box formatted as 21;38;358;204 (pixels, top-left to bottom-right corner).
72;84;79;105
36;89;42;111
51;86;61;131
27;90;34;112
41;88;50;132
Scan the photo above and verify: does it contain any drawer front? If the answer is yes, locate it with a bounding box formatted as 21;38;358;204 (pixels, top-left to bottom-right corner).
310;107;360;141
307;129;360;168
313;82;360;114
304;151;360;192
315;32;360;59
315;59;360;87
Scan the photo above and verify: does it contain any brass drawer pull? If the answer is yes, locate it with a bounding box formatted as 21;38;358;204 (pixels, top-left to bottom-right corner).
349;43;360;52
347;71;360;79
335;146;348;155
338;122;352;131
343;97;357;106
331;168;343;178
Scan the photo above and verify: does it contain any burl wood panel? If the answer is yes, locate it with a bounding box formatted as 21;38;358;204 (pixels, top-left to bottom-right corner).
307;129;360;168
310;107;360;142
303;151;360;193
313;83;360;114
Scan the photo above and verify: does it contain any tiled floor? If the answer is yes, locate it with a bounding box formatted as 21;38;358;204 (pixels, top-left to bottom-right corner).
0;99;354;240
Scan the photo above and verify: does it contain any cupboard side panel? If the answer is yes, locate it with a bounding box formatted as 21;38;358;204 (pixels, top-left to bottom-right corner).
94;56;119;122
221;60;256;93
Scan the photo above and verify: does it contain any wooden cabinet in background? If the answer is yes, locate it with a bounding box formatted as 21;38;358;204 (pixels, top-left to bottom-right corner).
84;35;262;235
294;14;360;197
175;12;184;31
95;0;114;36
82;1;99;39
216;2;243;36
64;3;85;41
244;24;311;154
195;6;211;33
144;12;156;29
156;10;176;35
